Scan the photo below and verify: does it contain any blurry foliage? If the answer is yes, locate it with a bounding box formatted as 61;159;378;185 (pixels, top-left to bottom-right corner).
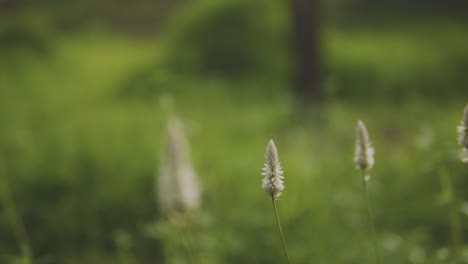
160;0;290;79
119;0;291;99
115;0;468;101
0;24;50;56
349;0;468;18
1;0;468;263
323;0;468;22
0;0;187;35
325;23;468;101
0;13;55;72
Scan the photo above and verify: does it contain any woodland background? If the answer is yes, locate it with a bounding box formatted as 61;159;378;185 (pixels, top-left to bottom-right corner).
1;0;468;263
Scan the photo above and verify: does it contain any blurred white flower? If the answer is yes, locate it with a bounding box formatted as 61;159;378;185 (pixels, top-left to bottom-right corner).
354;120;375;171
158;117;201;215
261;139;284;200
458;105;468;162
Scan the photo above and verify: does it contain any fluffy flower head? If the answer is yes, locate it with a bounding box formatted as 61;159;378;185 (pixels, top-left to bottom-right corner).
354;120;375;171
458;105;468;162
458;105;468;149
158;117;201;215
261;139;284;199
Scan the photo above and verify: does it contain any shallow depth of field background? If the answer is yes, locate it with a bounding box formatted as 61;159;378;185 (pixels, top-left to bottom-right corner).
1;0;468;263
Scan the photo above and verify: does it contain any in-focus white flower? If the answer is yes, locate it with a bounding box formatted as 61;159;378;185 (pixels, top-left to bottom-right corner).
458;105;468;162
261;139;284;200
158;117;201;215
354;120;375;171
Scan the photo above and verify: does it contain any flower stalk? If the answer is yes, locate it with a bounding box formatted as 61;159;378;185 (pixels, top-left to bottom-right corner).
272;197;290;264
354;120;380;264
157;117;201;263
262;140;290;264
0;158;34;264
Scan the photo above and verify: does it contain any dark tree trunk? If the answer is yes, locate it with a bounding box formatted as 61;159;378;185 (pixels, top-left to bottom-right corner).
290;0;323;105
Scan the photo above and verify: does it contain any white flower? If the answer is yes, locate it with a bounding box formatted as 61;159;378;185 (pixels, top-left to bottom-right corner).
354;120;375;171
458;105;468;163
458;105;468;149
158;117;201;214
261;139;285;200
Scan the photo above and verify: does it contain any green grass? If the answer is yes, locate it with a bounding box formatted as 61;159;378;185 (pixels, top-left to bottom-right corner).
325;21;468;100
1;24;468;263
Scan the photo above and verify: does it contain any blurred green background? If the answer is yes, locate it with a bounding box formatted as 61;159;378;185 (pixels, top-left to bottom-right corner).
1;0;468;263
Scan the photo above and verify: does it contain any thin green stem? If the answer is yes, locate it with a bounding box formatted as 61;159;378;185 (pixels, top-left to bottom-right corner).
170;215;193;264
180;214;202;263
0;158;34;263
272;197;291;264
438;166;463;259
362;172;381;264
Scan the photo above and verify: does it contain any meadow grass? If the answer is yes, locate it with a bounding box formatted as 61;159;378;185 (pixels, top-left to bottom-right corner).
1;26;468;263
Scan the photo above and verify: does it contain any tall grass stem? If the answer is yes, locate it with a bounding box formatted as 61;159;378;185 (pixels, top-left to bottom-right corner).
169;216;194;264
272;197;290;264
362;172;381;264
0;158;34;263
438;166;463;258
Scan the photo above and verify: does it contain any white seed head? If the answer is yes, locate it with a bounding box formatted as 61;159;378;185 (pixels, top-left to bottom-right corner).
261;139;284;200
158;117;201;215
458;105;468;163
461;149;468;163
458;105;468;149
354;120;375;171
